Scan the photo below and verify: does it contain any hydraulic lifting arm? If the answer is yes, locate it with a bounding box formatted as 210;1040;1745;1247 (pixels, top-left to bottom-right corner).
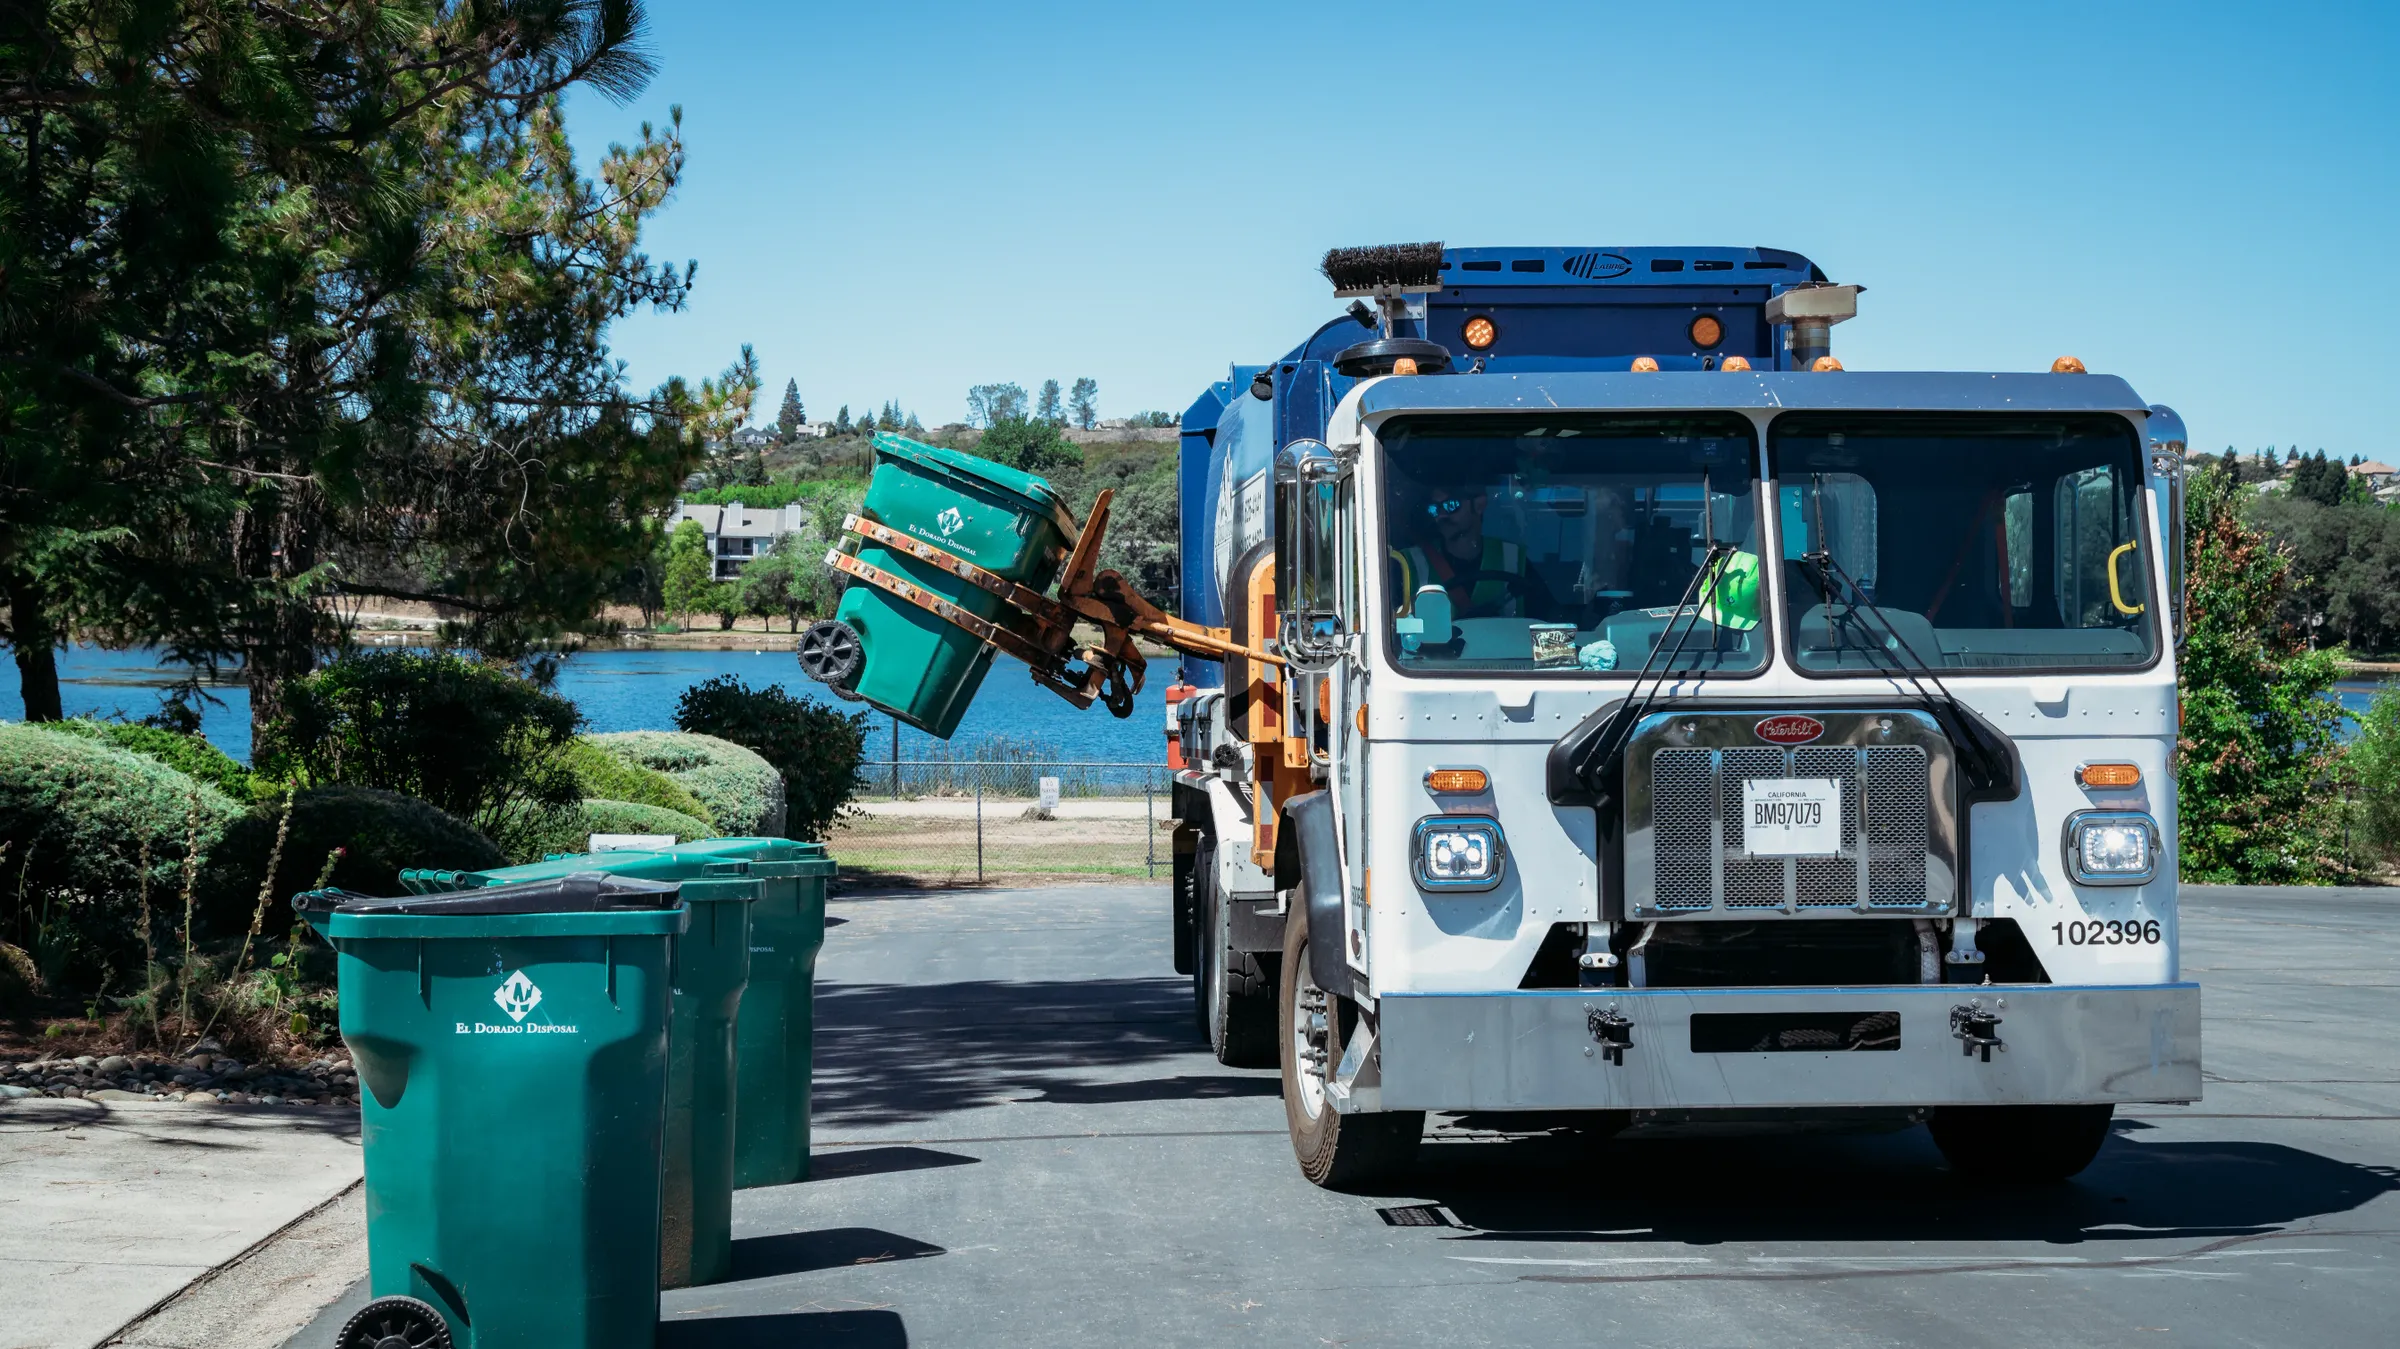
821;488;1283;718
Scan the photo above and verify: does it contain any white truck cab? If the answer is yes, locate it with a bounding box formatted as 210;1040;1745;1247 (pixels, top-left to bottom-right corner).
1172;369;2200;1187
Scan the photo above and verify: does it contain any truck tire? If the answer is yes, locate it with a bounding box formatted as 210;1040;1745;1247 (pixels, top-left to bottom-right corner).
1279;889;1421;1189
1192;839;1276;1067
1927;1104;2115;1183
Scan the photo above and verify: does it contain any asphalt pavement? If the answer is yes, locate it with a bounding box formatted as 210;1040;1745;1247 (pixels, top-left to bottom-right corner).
284;883;2398;1347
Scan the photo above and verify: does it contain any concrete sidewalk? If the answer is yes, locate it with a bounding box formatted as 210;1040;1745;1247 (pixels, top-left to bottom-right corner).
0;1099;362;1349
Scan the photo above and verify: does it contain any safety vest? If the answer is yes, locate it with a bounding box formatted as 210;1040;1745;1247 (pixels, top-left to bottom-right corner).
1392;539;1526;617
1698;550;1762;631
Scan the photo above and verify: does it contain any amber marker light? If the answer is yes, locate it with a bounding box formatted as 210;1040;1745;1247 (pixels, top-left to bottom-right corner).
1630;356;1660;372
1811;356;1845;372
1392;357;1420;376
1721;355;1752;372
2076;762;2142;789
1689;314;1724;348
1462;316;1498;349
1425;767;1490;793
2052;355;2088;373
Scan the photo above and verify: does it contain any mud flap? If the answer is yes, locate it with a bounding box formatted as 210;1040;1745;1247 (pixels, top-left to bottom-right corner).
1281;790;1348;997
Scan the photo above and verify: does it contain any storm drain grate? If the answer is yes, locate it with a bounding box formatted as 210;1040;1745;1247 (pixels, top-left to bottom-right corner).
1377;1205;1453;1228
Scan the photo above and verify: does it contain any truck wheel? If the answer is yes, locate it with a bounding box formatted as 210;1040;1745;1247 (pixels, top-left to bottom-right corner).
1279;890;1421;1189
1193;839;1276;1067
1928;1104;2115;1183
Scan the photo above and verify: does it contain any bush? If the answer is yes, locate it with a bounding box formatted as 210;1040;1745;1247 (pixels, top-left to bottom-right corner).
673;676;866;840
199;786;505;926
586;731;785;837
2176;465;2347;882
257;650;583;836
493;797;715;864
583;799;714;842
50;719;266;802
558;737;715;828
2343;687;2400;867
0;724;244;990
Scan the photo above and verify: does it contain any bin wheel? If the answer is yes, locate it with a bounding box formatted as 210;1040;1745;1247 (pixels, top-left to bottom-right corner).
798;619;865;688
336;1296;453;1349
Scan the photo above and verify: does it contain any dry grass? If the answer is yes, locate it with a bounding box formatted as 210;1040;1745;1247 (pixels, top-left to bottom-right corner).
828;807;1167;887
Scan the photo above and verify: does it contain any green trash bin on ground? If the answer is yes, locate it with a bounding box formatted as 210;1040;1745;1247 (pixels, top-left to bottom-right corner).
299;874;685;1349
657;876;754;1289
812;432;1078;736
413;839;839;1188
410;853;764;1289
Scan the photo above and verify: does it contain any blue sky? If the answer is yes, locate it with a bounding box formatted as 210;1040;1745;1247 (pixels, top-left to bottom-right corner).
566;1;2397;453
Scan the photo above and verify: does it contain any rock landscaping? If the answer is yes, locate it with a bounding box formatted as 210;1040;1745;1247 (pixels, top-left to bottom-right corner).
0;1038;359;1107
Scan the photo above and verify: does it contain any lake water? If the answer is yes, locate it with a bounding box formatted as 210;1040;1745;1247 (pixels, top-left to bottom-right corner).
5;645;2392;765
2;645;1168;766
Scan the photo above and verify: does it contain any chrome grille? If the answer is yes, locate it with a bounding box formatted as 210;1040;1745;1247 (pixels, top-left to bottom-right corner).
1624;711;1956;920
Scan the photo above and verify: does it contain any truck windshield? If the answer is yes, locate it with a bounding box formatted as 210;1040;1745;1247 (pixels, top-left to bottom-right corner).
1379;414;1766;676
1771;413;2157;673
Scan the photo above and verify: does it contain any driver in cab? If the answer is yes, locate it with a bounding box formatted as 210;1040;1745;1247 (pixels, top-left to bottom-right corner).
1390;481;1554;619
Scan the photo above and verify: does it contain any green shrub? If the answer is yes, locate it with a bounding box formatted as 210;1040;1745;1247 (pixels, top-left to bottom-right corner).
52;718;265;802
558;737;715;827
256;650;583;836
673;675;866;839
494;797;715;864
199;786;504;925
2343;687;2400;868
583;798;714;842
586;731;785;837
0;723;244;990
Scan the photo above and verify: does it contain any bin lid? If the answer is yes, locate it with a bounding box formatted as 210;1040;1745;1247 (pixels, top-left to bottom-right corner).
293;871;682;917
872;433;1078;535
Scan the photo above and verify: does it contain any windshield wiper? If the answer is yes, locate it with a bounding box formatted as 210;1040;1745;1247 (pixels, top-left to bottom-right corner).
1553;538;1736;807
1801;543;2018;801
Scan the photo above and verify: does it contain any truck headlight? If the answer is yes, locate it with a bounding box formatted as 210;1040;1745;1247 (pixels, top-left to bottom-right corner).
1413;816;1505;892
2063;810;2159;886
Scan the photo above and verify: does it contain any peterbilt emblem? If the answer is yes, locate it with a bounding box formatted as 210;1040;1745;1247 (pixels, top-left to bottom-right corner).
1754;715;1825;745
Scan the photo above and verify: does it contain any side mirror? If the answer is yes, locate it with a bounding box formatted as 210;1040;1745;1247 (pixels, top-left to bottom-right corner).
2146;405;2188;648
1275;439;1346;670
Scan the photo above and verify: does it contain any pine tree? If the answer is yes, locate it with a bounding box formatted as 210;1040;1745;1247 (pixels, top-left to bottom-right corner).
776;379;805;441
1037;379;1064;425
1069;377;1099;430
834;405;852;435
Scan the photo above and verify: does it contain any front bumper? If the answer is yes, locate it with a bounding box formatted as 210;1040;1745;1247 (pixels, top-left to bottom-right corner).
1366;982;2200;1113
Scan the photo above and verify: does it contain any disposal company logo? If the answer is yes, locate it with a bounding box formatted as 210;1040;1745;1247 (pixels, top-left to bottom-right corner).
493;970;543;1022
1754;715;1826;746
936;506;966;537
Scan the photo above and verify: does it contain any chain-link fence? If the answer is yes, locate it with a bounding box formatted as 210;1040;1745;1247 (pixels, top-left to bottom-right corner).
829;760;1173;888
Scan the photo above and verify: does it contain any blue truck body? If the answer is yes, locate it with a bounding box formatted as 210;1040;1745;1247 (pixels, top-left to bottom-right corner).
1176;245;1832;687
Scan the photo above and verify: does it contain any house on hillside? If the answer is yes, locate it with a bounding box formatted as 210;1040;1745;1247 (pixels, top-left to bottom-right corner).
668;500;812;581
2350;460;2398;492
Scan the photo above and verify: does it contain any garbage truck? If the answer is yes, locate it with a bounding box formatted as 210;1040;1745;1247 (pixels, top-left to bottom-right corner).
800;241;2201;1189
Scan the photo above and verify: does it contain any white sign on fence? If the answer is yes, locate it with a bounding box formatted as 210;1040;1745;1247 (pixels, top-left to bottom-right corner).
1038;776;1062;811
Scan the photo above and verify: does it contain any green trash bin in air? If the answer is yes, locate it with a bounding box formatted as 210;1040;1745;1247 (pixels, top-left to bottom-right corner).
298;873;685;1349
801;432;1079;736
405;854;760;1289
419;839;838;1188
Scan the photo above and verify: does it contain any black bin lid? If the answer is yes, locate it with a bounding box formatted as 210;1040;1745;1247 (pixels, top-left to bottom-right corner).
292;872;683;917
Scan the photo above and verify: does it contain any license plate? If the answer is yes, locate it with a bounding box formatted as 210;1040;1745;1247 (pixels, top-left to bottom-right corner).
1743;778;1841;856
